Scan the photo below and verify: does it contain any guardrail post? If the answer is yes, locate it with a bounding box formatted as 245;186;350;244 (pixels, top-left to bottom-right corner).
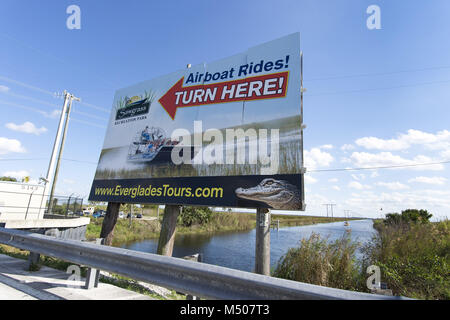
185;253;203;300
26;252;40;271
157;205;181;256
255;208;271;276
84;238;103;289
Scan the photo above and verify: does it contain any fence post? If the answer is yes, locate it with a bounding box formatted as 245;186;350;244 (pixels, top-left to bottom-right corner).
66;196;71;218
24;191;35;220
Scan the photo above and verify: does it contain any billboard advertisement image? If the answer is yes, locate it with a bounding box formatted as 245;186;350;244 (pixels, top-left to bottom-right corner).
89;33;305;210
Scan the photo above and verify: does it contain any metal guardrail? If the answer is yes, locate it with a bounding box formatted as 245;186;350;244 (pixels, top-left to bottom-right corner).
0;228;408;300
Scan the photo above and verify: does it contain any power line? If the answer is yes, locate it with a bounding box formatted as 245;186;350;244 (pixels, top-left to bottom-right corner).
0;158;47;162
0;157;98;165
62;158;98;165
0;75;110;113
306;65;450;82
308;159;450;173
0;99;106;129
306;79;450;97
71;118;106;129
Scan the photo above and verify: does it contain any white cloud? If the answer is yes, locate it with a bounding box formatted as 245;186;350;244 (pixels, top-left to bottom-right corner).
5;121;48;136
63;179;76;185
341;144;355;151
348;181;371;190
350;152;444;171
332;186;341;191
351;173;366;181
0;85;10;93
304;175;318;184
0;137;26;154
408;176;447;185
346;189;450;216
441;150;450;159
43;109;61;119
376;181;410;190
2;170;30;180
355;129;450;152
305;148;334;171
328;178;338;183
320;144;333;150
370;171;379;178
356;136;409;151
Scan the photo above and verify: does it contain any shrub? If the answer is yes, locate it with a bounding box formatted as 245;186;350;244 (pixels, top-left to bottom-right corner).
178;206;213;227
362;220;449;299
385;209;432;225
273;233;365;291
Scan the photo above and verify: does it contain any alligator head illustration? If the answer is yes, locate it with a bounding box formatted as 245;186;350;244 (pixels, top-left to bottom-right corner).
235;178;302;210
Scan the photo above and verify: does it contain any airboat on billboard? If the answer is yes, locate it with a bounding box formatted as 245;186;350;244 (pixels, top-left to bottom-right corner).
89;33;305;211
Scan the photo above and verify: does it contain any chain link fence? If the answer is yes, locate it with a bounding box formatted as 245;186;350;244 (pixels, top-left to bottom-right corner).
0;188;84;220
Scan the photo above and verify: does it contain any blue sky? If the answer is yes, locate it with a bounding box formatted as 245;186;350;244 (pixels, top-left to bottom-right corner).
1;0;450;219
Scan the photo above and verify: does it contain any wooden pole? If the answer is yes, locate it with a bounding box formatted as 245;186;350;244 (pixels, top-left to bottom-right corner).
255;207;271;275
157;205;181;256
100;202;121;246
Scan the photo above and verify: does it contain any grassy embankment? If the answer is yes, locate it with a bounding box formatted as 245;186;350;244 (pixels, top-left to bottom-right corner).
272;219;449;299
85;211;353;246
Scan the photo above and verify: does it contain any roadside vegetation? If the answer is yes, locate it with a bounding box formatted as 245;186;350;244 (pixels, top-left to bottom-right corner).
86;206;351;245
272;209;449;300
363;210;449;299
273;233;366;292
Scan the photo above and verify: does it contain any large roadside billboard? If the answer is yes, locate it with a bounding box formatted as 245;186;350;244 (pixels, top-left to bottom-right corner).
89;33;305;210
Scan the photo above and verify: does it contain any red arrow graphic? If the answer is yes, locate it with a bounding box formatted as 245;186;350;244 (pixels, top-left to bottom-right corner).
158;71;289;120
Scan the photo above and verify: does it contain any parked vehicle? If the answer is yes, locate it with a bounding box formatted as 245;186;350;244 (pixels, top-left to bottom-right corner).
92;211;102;218
136;213;143;219
119;211;125;219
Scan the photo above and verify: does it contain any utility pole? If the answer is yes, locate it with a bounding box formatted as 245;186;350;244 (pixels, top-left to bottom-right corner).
47;91;80;214
344;210;351;219
323;204;336;220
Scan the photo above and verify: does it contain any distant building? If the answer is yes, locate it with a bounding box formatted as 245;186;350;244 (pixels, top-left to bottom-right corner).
0;180;46;221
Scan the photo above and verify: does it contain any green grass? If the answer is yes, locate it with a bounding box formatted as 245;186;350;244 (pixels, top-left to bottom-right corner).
86;218;161;246
272;215;356;227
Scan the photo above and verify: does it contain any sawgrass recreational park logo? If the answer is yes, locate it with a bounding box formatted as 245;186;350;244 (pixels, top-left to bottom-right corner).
114;91;155;123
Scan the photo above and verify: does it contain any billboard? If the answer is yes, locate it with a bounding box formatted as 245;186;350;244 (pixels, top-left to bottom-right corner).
89;33;305;210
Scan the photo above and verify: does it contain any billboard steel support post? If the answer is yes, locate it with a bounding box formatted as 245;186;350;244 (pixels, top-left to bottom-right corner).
255;207;271;276
157;205;181;256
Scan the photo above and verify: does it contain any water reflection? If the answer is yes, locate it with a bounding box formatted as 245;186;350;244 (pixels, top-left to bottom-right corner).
121;219;376;272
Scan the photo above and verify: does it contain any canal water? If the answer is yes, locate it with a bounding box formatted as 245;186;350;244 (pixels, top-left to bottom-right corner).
121;219;376;272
